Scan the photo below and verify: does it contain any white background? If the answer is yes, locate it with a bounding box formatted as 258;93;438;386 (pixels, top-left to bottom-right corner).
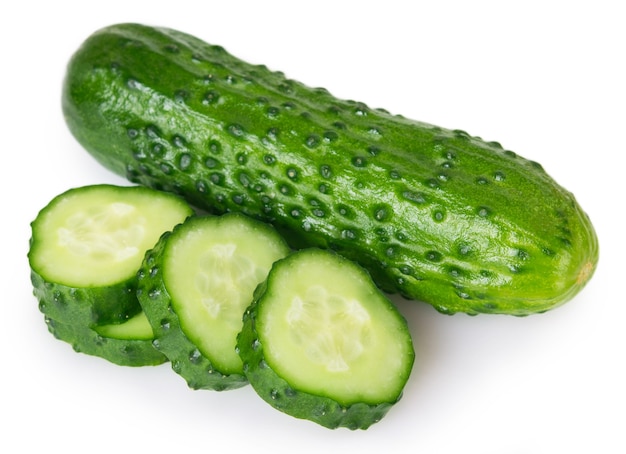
2;1;624;453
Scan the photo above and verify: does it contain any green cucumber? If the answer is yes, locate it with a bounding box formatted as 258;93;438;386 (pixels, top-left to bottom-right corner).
136;213;290;390
29;184;193;326
62;23;599;315
45;312;167;366
237;248;415;430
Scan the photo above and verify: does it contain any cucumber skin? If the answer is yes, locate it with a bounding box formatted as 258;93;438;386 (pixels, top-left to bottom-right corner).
62;23;599;316
136;228;248;391
31;268;141;327
44;316;167;367
237;277;395;430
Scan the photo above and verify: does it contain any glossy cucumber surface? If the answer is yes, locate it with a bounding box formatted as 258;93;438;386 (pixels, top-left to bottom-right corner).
62;23;599;315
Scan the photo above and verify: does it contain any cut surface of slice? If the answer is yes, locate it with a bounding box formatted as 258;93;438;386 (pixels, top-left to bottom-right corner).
137;213;291;389
29;184;194;287
237;248;415;429
94;310;155;340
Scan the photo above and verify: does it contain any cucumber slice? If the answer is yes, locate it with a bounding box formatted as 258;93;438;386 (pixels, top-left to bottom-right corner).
137;213;290;390
45;312;167;367
29;184;194;326
237;248;415;430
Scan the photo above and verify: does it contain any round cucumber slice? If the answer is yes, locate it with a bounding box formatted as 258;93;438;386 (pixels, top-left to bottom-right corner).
137;213;290;390
237;248;415;430
29;184;194;326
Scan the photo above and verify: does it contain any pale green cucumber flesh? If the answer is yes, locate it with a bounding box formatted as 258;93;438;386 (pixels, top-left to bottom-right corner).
137;213;290;390
237;248;415;429
29;184;193;288
94;311;155;340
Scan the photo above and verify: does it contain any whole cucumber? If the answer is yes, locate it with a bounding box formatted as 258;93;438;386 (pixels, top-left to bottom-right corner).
62;23;598;315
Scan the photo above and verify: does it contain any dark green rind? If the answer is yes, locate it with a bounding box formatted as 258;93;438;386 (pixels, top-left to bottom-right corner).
44;316;167;367
237;278;399;431
136;229;248;391
63;23;599;315
31;269;141;327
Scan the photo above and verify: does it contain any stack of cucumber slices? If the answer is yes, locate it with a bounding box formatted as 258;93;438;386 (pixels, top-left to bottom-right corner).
28;184;415;430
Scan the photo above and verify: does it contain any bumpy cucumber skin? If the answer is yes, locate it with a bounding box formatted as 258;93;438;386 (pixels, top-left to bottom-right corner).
62;23;599;315
31;268;141;327
44;316;167;367
237;276;397;430
136;228;248;391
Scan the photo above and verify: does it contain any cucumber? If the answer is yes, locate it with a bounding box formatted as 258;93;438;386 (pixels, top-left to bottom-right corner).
45;312;167;367
136;213;290;390
28;184;193;364
62;23;599;315
237;248;415;430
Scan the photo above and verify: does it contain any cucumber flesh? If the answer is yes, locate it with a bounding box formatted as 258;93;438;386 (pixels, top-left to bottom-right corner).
137;213;290;390
29;184;193;288
237;248;415;429
94;310;155;340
